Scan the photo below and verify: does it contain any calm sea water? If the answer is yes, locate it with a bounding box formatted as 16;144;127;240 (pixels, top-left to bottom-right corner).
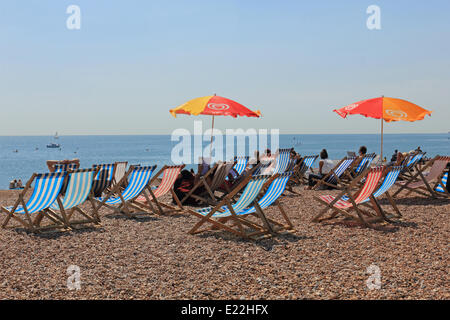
0;134;449;189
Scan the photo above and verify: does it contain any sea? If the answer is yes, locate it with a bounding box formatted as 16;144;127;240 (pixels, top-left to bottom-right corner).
0;133;449;189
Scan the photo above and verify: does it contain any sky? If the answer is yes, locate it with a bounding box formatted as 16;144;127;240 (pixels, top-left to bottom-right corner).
0;0;449;136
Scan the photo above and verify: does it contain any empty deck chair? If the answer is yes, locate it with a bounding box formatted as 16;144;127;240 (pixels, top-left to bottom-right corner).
233;156;249;176
94;165;157;218
1;172;68;232
292;155;318;185
187;174;275;239
312;156;357;190
112;161;128;187
312;167;385;228
91;163;115;197
435;172;448;194
53;163;80;172
134;165;185;215
393;156;450;198
273;148;293;174
49;168;100;227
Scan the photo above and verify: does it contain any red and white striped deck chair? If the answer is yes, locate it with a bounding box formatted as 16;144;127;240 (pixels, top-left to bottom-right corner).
134;165;185;215
312;167;385;227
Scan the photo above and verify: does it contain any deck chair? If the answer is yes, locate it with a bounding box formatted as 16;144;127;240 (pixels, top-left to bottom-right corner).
352;153;376;176
233;156;250;176
312;156;357;190
292;155;318;185
54;163;80;172
91;163;116;197
435;172;448;194
49;168;100;228
94;165;157;218
112;161;128;187
273;148;293;174
181;162;234;205
187;174;278;239
312;167;385;228
1;172;68;232
134;165;185;215
393;156;450;198
399;152;426;179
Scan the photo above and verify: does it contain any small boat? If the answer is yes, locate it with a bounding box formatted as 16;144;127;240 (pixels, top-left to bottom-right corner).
46;143;60;148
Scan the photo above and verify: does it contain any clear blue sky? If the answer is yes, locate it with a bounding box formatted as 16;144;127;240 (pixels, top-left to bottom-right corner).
1;0;449;135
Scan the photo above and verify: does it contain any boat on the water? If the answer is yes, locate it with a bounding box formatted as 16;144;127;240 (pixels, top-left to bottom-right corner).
46;143;60;148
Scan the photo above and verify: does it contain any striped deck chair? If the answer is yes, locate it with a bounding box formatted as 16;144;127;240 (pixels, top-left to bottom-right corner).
233;156;249;176
94;165;157;218
1;172;68;232
312;156;357;190
312;167;385;228
352;153;376;176
181;162;233;205
134;165;185;215
394;156;450;199
54;163;80;172
273;148;293;174
292;155;318;185
91;163;116;197
435;172;448;194
112;161;128;187
49;168;100;228
399;152;426;179
187;174;278;239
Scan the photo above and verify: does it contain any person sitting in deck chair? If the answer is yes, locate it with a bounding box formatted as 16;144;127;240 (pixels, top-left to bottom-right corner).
306;149;335;189
173;170;198;206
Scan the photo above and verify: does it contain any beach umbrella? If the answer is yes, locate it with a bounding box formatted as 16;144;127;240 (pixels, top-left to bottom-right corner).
334;96;432;161
170;95;261;157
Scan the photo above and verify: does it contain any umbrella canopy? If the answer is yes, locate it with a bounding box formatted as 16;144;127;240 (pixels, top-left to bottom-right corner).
334;97;432;122
170;95;261;118
333;97;432;161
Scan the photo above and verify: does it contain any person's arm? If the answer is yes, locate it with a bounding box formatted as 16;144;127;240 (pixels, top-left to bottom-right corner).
318;160;324;175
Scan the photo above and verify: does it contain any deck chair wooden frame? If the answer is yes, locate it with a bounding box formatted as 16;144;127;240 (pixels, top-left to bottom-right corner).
132;165;186;215
1;172;70;233
312;167;386;228
312;157;357;190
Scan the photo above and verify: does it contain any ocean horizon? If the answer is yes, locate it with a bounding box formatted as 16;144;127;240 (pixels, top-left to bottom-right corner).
1;133;449;189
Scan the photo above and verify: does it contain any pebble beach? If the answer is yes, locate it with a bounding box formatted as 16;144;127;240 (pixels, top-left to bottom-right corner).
0;185;448;300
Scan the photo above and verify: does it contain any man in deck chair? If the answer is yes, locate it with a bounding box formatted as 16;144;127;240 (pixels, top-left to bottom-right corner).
1;172;69;233
49;168;101;228
133;165;186;215
393;155;450;199
312;167;386;228
93;165;157;219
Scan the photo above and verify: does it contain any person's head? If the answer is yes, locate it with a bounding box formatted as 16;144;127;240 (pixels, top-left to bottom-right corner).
394;149;398;153
13;179;17;183
265;149;271;156
320;149;328;159
359;146;367;155
180;169;193;179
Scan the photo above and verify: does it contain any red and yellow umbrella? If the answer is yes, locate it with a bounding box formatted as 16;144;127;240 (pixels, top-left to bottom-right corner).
333;96;432;160
170;95;261;156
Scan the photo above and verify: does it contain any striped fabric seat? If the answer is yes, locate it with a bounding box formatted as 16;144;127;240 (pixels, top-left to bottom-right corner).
136;165;182;201
355;153;376;174
435;172;448;193
239;172;292;215
406;153;424;168
92;163;115;195
327;157;356;184
196;175;270;218
6;172;66;214
319;167;384;209
210;162;234;191
233;156;249;176
300;155;318;174
273;148;292;174
54;163;79;172
50;169;95;210
97;166;156;205
113;161;128;185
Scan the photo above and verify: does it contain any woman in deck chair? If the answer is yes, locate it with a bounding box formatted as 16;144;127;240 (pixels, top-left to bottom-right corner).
306;149;335;189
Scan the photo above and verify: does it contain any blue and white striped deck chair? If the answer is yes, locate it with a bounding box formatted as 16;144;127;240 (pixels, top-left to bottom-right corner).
233;156;249;176
238;172;294;233
54;163;79;173
188;175;273;239
1;172;68;232
354;153;376;175
295;155;318;184
92;163;115;197
312;157;357;190
401;152;425;178
342;166;403;220
273;148;293;174
49;168;99;227
94;165;157;218
435;172;448;193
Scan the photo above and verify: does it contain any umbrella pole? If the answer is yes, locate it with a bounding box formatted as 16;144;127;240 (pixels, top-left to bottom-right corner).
209;115;215;158
381;117;384;163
